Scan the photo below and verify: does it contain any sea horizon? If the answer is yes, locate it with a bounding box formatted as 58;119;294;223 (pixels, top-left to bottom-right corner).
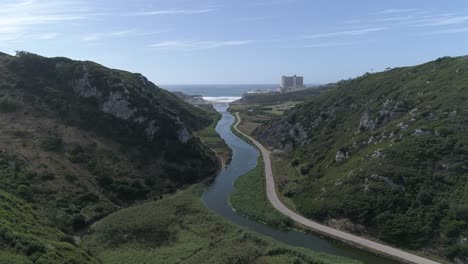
161;84;280;98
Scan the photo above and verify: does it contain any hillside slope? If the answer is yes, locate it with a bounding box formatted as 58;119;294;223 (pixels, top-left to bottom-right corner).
254;56;468;262
0;51;218;261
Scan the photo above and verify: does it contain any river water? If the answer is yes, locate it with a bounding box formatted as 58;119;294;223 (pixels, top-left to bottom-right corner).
201;104;395;264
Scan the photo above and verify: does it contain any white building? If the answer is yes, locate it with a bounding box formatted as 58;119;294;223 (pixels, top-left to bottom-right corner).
280;75;305;92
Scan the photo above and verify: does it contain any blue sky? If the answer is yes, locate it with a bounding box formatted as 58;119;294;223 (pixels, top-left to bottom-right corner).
2;0;468;85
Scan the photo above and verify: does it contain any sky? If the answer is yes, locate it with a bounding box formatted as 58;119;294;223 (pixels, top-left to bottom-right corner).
2;0;468;85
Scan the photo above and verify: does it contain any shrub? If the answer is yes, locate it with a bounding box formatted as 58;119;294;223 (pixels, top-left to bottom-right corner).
59;234;77;246
113;182;147;202
74;193;99;207
11;130;31;138
64;173;77;182
97;175;113;188
0;100;18;113
40;137;63;152
39;172;55;181
72;214;86;231
17;185;33;201
299;163;312;175
290;158;300;167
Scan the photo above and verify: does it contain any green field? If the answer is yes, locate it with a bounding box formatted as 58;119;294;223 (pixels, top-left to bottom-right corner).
262;101;302;116
230;160;292;229
82;185;360;264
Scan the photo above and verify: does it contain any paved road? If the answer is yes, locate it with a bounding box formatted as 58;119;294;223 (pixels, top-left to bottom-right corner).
233;112;440;264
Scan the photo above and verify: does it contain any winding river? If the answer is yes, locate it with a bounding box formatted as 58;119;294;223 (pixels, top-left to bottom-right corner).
202;104;395;264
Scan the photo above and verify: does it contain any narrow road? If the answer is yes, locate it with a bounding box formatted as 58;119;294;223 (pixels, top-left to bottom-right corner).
233;112;440;264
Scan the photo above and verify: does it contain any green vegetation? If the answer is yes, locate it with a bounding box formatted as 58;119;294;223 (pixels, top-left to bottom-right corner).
196;105;232;166
237;87;328;105
83;184;359;264
262;101;302;116
254;56;468;261
0;150;356;264
231;160;292;228
0;153;94;263
0;99;18;113
39;137;63;152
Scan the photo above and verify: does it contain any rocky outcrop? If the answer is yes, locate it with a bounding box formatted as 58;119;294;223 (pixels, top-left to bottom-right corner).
72;66;100;98
359;100;408;132
370;174;405;192
177;127;192;144
145;120;159;140
101;91;136;120
288;123;308;146
413;128;432;136
359;112;376;131
335;150;349;162
371;149;385;159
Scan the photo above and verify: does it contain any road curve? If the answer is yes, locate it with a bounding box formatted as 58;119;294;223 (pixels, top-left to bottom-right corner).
233;112;440;264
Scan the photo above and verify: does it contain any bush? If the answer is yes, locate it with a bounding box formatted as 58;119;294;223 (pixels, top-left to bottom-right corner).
112;180;148;201
39;172;55;181
64;173;77;182
74;193;99;207
59;234;77;246
299;163;312;175
97;175;113;188
290;158;300;167
72;214;86;231
17;185;33;201
0;100;18;113
40;137;63;152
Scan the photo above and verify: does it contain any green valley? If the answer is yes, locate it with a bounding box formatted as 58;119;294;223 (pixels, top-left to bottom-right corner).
0;51;360;264
4;1;468;263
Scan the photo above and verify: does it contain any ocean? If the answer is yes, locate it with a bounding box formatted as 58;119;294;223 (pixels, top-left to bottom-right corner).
162;84;279;103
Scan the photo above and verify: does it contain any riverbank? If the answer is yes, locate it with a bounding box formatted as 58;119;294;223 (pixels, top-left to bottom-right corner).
196;104;232;168
230;158;292;229
232;112;442;264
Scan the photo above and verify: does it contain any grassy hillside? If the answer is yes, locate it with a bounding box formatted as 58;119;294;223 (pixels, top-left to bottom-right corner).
0;152;95;263
254;56;468;262
83;184;360;264
0;51;218;262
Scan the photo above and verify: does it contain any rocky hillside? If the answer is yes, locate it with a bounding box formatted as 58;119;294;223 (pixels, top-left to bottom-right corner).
254;56;468;262
0;51;218;262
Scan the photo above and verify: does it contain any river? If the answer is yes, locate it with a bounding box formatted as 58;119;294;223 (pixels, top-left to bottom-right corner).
202;104;395;264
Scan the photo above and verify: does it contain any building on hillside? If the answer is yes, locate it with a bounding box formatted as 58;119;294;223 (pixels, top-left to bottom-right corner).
280;75;305;92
